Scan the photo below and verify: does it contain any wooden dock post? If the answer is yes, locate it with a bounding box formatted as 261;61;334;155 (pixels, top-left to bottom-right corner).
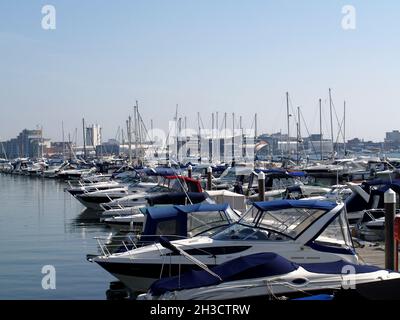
258;171;265;202
207;166;212;191
384;188;396;270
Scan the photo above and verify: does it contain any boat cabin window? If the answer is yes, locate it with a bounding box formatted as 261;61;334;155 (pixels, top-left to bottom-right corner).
187;210;230;237
313;209;353;249
155;220;178;236
168;178;193;193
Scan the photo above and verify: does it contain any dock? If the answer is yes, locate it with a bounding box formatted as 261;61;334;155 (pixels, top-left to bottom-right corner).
356;243;399;269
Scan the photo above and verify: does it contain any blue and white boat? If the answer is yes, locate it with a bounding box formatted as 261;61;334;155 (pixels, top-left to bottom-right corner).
92;199;359;292
138;251;400;300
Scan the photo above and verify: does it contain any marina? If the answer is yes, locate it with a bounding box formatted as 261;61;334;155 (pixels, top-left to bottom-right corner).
2;1;400;307
1;151;400;300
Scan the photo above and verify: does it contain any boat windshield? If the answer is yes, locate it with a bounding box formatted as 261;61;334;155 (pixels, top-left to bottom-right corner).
213;205;327;240
187;208;238;237
312;207;353;249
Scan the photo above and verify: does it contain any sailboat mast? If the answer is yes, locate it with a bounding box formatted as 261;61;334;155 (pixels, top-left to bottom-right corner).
319;98;323;161
297;106;301;165
232;113;235;163
62;121;65;160
127;117;132;165
343;101;346;156
286;92;290;159
82;118;86;160
329;88;334;158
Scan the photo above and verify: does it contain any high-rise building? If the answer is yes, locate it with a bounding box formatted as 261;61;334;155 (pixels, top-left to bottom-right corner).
85;124;102;147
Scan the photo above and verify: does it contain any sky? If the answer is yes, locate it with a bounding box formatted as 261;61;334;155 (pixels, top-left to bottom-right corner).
0;0;399;143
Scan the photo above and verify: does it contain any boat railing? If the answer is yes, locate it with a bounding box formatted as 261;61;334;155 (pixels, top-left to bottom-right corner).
93;234;189;257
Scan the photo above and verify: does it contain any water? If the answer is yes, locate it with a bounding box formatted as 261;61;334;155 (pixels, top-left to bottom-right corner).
0;174;115;299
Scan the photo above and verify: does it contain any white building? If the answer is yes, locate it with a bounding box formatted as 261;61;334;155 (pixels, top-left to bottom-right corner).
85;124;102;147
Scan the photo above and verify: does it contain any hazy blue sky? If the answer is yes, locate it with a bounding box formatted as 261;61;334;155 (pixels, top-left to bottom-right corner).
0;1;399;143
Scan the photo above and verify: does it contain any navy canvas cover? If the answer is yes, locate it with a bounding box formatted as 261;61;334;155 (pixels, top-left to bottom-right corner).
149;252;298;296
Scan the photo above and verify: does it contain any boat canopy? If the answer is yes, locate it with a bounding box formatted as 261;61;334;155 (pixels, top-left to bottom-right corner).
141;203;239;240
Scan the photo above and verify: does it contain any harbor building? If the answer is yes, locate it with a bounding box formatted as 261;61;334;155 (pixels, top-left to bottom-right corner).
0;129;48;159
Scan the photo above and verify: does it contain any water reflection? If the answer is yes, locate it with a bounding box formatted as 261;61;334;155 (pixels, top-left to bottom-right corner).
68;208;110;233
0;173;115;299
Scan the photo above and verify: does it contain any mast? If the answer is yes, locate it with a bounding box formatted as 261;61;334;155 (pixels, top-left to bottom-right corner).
41;125;43;158
343;101;346;156
82;118;86;160
254;113;257;164
210;113;214;163
61;121;65;160
224;113;227;162
297;106;301;165
329;88;334;158
134;101;139;160
197;112;201;163
68;133;72;160
150;119;153;143
240;116;245;160
127;117;132;165
286;92;290;159
319;98;323;161
232;112;235;163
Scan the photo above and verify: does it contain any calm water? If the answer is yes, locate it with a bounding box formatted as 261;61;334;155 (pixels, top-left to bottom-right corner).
0;174;115;299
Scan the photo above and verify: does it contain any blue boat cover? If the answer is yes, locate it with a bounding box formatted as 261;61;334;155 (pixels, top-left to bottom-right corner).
252;199;337;212
150;252;386;296
144;202;228;220
146;192;207;206
149;252;298;296
139;167;182;177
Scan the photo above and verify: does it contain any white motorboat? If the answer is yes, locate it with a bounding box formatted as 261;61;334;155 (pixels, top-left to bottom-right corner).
138;251;400;300
100;176;203;210
91;199;359;292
